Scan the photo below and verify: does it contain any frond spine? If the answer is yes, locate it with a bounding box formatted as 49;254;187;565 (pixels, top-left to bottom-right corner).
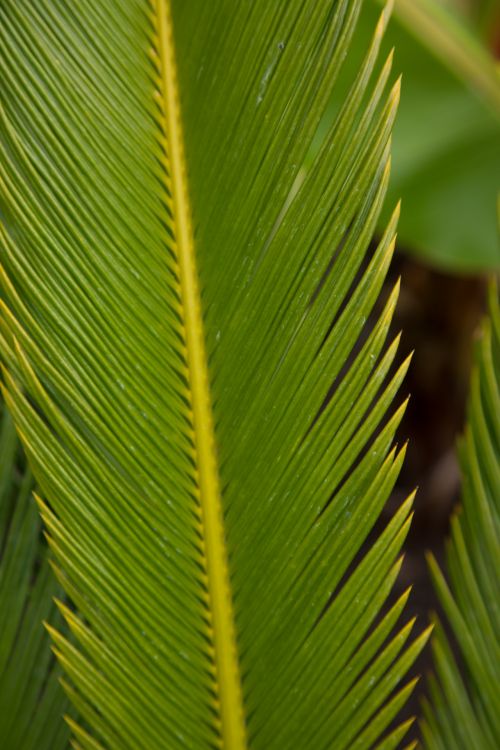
153;2;247;747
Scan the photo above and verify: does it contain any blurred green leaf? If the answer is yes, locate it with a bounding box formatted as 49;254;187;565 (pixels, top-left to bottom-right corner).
324;0;500;272
388;0;500;271
393;0;500;117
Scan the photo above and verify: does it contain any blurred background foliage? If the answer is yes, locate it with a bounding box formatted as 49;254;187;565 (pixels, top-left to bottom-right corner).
314;0;500;272
380;0;500;272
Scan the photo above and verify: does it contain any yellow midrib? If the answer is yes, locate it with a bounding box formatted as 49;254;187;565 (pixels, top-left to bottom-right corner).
155;2;247;747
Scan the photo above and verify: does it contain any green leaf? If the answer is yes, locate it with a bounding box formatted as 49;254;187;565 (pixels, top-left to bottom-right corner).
0;405;70;749
392;0;500;119
318;0;500;272
0;1;428;747
421;281;500;748
388;0;500;271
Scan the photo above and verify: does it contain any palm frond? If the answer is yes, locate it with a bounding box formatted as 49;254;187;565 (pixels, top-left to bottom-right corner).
0;404;70;748
421;282;500;749
1;1;429;747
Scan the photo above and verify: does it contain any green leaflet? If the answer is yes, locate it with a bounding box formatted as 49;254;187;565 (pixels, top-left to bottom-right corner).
0;1;429;748
0;405;71;749
421;282;500;749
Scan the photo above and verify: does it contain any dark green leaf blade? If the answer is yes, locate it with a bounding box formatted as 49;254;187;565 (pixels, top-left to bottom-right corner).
421;282;500;748
0;405;70;749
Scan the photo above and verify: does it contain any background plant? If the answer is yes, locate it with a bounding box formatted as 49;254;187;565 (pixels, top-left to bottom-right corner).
422;283;500;748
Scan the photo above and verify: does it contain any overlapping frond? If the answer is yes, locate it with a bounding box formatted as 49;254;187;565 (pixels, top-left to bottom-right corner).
1;1;428;747
0;404;70;749
421;283;500;749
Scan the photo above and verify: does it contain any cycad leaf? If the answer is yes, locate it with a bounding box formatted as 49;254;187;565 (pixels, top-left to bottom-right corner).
1;1;428;747
0;404;70;749
421;282;500;749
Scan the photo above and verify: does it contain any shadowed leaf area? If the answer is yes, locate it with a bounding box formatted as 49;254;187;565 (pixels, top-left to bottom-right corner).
0;405;71;749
